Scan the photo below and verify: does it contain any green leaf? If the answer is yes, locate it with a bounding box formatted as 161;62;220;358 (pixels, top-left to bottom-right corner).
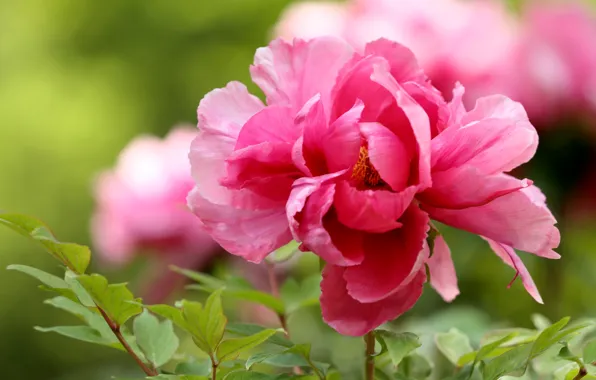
531;314;552;330
583;340;596;365
481;342;533;380
145;304;189;331
375;330;421;367
64;270;95;307
197;289;227;353
396;353;432;379
223;372;278;380
270;240;299;263
44;296;115;341
170;266;225;289
217;329;277;362
7;264;68;289
532;317;570;357
76;274;142;326
187;286;285;315
175;359;212;376
280;275;321;314
226;323;293;348
0;213;90;274
435;328;474;365
133;310;179;367
35;325;118;347
458;333;517;366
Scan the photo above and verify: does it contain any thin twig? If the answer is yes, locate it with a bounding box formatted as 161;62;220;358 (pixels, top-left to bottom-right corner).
97;307;159;376
211;359;218;380
573;366;588;380
365;332;375;380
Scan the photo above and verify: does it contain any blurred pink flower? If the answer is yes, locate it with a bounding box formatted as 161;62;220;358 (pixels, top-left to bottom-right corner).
274;0;518;105
506;1;596;123
92;127;220;302
188;37;559;336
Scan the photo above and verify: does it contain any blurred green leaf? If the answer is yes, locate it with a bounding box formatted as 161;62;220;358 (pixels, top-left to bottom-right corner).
226;323;293;348
170;266;225;289
531;314;552;331
0;213;90;273
175;359;212;376
76;274;142;326
375;330;421;367
133;310;179;367
217;329;277;362
436;328;473;365
280;275;321;314
187;285;285;314
532;317;571;357
245;343;328;376
481;342;533;380
223;372;278;380
270;240;299;263
35;325;118;347
583;340;596;365
395;353;432;379
458;333;517;366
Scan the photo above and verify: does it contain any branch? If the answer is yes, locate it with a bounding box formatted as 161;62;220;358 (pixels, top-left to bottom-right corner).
97;307;158;376
365;332;375;380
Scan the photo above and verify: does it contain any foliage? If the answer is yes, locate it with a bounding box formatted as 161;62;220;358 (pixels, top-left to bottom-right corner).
2;213;596;379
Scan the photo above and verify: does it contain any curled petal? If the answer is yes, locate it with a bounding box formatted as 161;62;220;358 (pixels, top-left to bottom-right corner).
485;239;543;303
420;168;532;210
427;235;459;302
321;265;426;336
363;38;425;83
235;105;298;150
334;181;418;233
424;185;560;259
343;205;429;302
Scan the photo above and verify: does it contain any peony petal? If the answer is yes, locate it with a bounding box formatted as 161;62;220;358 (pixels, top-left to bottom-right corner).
424;185;560;259
427;235;459;302
363;38;426;83
485;239;543;303
371;62;432;189
187;187;291;263
447;82;467;126
334;181;419;233
431;97;538;175
360;122;412;191
321;265;426;336
419;167;532;209
222;142;300;202
197;81;264;137
235;105;298;150
287;172;364;266
250;37;354;111
343;205;429;303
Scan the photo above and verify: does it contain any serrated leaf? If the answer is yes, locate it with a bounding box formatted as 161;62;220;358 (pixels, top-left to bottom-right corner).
375;330;421;367
133;310;179;367
76;274;142;326
35;325;119;347
396;353;432;379
0;213;90;274
7;264;68;289
226;323;293;348
175;359;212;376
436;328;474;365
217;329;277;362
583;340;596;365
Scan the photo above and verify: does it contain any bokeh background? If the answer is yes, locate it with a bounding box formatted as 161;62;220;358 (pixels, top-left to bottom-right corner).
1;0;596;378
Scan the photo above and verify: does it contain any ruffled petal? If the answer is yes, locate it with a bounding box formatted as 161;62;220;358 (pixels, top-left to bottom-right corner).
363;38;426;83
235;105;298;150
187;188;291;263
250;37;354;111
321;265;426;336
423;186;560;259
431;96;538;174
334;181;418;233
427;235;459;302
419;167;532;209
343;205;429;302
485;239;543;303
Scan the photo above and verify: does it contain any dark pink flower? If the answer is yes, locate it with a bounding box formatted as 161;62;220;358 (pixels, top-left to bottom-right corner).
188;37;559;336
92;127;220;302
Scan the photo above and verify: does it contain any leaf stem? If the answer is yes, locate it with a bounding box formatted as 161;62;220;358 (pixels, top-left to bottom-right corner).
365;332;375;380
97;307;158;376
573;366;588;380
211;360;217;380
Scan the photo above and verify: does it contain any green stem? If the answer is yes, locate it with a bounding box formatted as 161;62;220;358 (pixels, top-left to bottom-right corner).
98;307;158;376
365;332;375;380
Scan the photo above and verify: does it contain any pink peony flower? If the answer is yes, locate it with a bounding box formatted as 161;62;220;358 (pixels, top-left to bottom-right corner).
92;127;220;302
188;37;560;336
505;2;596;123
274;0;518;106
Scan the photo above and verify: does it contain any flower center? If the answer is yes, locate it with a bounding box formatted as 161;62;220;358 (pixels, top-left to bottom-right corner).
351;146;385;188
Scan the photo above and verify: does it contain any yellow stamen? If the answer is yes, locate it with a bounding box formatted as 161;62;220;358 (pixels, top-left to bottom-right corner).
351;146;385;188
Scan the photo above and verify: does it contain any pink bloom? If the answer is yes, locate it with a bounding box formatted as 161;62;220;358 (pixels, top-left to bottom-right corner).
505;2;596;123
274;0;518;105
92;127;220;302
188;37;559;336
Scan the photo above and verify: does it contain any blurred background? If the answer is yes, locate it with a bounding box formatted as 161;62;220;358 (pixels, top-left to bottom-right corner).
1;0;596;378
